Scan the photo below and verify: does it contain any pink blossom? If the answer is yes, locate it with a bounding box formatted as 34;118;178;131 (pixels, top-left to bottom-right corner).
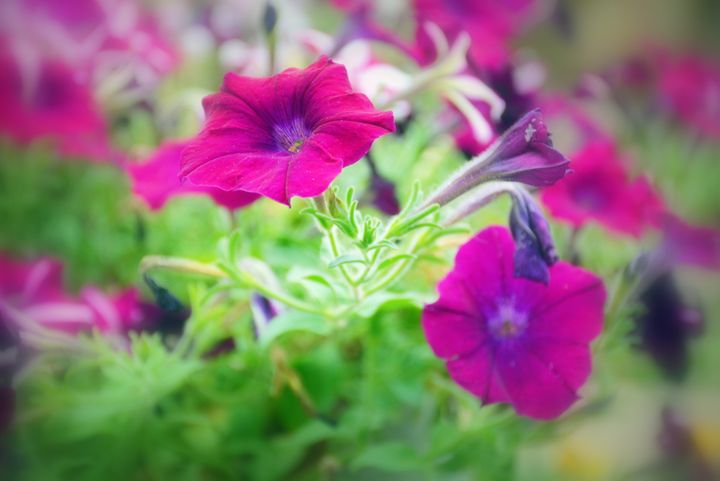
541;141;664;237
128;141;259;211
0;50;116;161
423;226;606;420
660;214;720;270
0;255;143;337
181;56;396;206
413;0;537;69
656;53;720;139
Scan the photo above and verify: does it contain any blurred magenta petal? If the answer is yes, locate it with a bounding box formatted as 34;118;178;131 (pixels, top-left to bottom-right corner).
413;0;537;69
661;214;720;270
0;50;116;161
422;226;605;420
0;254;143;336
656;53;720;140
181;56;395;205
128;141;259;211
541;141;664;237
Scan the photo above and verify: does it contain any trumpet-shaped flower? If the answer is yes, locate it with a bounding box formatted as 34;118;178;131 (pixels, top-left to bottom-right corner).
541;141;663;237
0;51;115;161
422;226;605;420
128;141;259;211
181;56;395;206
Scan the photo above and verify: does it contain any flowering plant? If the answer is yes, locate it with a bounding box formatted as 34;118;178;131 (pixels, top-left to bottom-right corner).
0;1;719;480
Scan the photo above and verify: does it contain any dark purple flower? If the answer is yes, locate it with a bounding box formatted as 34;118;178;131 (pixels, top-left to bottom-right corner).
365;155;400;215
181;56;396;206
509;189;558;284
424;109;571;207
250;293;280;339
634;271;704;381
423;227;606;420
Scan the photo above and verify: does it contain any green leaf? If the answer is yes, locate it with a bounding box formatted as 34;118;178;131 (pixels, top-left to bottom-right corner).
351;442;425;472
259;311;330;347
355;291;428;318
376;253;416;272
328;255;367;269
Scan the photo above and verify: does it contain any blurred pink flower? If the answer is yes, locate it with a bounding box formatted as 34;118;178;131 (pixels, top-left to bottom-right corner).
128;141;259;211
422;226;605;420
0;255;143;337
0;50;115;161
541;141;664;237
1;0;178;83
181;56;395;206
413;0;537;69
660;214;720;270
656;53;720;139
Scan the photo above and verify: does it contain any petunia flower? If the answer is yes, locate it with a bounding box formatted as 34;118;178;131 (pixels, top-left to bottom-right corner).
0;50;116;161
0;255;143;338
422;226;606;420
180;56;396;206
660;214;720;271
423;109;571;207
655;53;720;140
541;141;664;237
128;141;259;211
413;0;537;69
509;189;558;284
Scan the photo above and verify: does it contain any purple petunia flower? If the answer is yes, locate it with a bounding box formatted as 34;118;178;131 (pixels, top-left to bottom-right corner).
424;109;570;207
128;141;259;211
180;56;396;206
422;226;606;420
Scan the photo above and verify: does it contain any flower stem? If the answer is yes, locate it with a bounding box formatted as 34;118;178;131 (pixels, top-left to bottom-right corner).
140;255;226;278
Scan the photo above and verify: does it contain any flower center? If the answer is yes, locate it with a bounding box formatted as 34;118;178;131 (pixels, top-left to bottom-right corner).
273;117;310;154
488;304;527;339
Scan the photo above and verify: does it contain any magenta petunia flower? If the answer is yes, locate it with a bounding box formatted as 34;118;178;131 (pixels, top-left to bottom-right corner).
0;255;143;337
660;214;720;271
541;141;664;237
413;0;537;69
422;226;606;420
656;53;720;139
0;50;115;161
128;141;259;211
181;56;396;206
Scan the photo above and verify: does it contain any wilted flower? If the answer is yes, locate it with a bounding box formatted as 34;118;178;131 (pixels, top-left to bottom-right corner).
365;154;400;215
509;189;558;284
423;226;605;420
181;56;396;206
424;109;571;207
634;271;704;381
541;141;663;237
128;141;260;211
